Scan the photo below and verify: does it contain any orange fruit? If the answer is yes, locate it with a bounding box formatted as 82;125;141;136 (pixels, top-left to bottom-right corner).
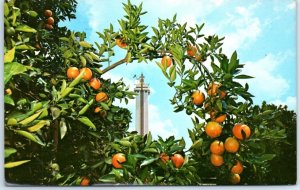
47;17;54;25
112;153;126;169
205;121;222;138
210;111;227;123
229;173;241;184
232;123;251;140
5;88;12;95
210;140;224;155
192;90;205;106
89;78;101;90
80;177;90;186
231;160;244;174
161;56;172;68
160;153;170;163
171;154;184;168
187;46;197;57
210;154;224;167
116;38;127;48
219;90;226;99
95;92;108;102
80;67;93;81
45;24;54;30
44;10;52;17
195;54;202;61
67;67;80;79
225;137;239;153
94;107;101;113
207;82;221;96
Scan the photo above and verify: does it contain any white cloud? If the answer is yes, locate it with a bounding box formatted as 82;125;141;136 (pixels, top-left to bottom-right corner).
271;96;296;111
241;53;290;102
148;104;179;139
287;1;296;10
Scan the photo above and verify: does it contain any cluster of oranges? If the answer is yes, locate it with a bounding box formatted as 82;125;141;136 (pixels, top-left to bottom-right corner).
44;9;55;30
111;152;185;169
66;67;108;105
206;122;251;184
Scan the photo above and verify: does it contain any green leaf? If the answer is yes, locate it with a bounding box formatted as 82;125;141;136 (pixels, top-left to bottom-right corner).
4;3;9;16
4;47;15;63
15;130;45;146
60;120;67;139
234;74;254;79
140;157;159;167
169;65;176;82
4;62;28;84
19;110;43;125
100;102;110;110
143;148;158;153
78;117;96;130
5;160;31;168
79;56;87;67
50;107;61;120
4;95;14;106
26;11;38;17
15;25;37;33
99;174;116;183
190;139;203;150
15;44;35;50
79;41;92;48
5;148;17;158
27;120;50;132
257;154;276;162
228;51;238;73
146;132;152;147
118;140;131;147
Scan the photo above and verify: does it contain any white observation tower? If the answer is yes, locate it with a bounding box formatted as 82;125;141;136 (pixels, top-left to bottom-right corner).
134;74;150;135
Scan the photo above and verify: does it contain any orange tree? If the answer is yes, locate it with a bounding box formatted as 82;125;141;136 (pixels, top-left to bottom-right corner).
4;0;293;185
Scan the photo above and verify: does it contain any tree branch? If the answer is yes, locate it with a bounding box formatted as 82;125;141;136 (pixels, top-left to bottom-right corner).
101;58;127;74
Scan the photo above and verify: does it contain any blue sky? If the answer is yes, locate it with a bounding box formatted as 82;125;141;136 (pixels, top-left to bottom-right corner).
61;0;297;146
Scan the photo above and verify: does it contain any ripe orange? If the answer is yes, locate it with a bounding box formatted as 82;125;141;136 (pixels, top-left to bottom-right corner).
47;17;54;25
192;90;205;106
219;90;226;99
210;111;227;123
80;177;90;186
45;24;54;30
44;10;52;17
116;38;127;48
229;173;241;184
67;67;80;79
210;154;224;167
207;82;221;96
94;107;101;113
232;123;251;140
205;121;222;138
161;55;172;68
171;154;184;168
187;46;197;57
231;160;244;174
80;67;93;81
5;88;12;95
95;92;108;102
210;140;225;155
225;137;239;153
89;78;101;90
160;153;170;163
112;153;126;169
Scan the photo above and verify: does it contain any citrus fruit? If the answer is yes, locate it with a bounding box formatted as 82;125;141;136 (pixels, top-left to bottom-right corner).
5;88;12;95
95;92;108;102
80;177;90;186
112;153;126;169
67;67;80;79
45;24;54;30
229;173;241;184
210;111;227;123
192;90;205;106
210;154;224;167
210;140;225;155
47;17;54;25
160;153;170;163
116;38;127;48
231;160;244;174
187;46;197;57
232;123;251;140
207;82;221;96
44;10;52;17
225;137;239;153
171;154;184;168
80;67;93;81
161;55;172;68
219;90;226;99
89;78;101;90
205;121;222;138
94;107;101;113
